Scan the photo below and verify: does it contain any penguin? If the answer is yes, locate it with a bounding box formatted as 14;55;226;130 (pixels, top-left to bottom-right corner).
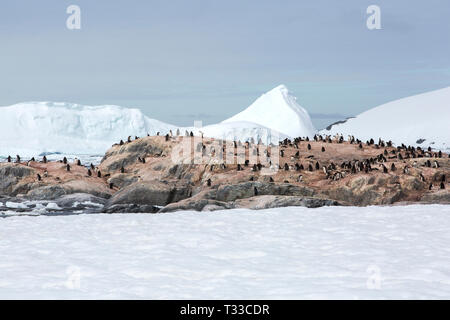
252;164;257;171
165;134;170;141
63;157;67;164
429;183;433;190
244;159;249;167
77;159;82;166
37;173;41;181
284;163;289;171
391;163;396;171
44;170;48;178
127;136;132;143
120;140;124;145
90;163;95;170
30;157;35;162
121;166;125;174
419;173;425;182
308;164;313;172
295;163;301;171
403;166;409;174
249;176;254;181
176;129;180;136
433;160;440;168
66;164;71;172
442;175;446;183
237;164;242;171
398;153;403;160
142;157;146;164
97;171;102;178
16;155;20;163
280;149;284;157
315;161;320;170
254;187;258;196
207;178;212;187
190;131;194;137
43;155;47;163
269;177;274;183
382;165;388;173
257;163;263;171
109;183;114;189
7;155;11;162
297;175;303;182
87;169;92;176
321;146;325;152
359;143;363;149
307;144;311;150
441;182;446;190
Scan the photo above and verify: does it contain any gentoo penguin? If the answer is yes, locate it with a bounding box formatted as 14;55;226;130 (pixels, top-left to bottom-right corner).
297;175;303;182
87;169;92;176
403;166;409;174
44;170;48;177
359;143;363;149
121;166;125;173
97;170;102;178
315;161;320;170
190;131;194;137
63;157;67;164
66;164;71;172
43;155;47;163
284;163;289;171
207;178;212;187
382;165;388;173
90;163;95;170
37;173;41;181
433;160;440;168
249;176;254;181
308;164;313;172
141;157;146;164
321;146;325;152
7;155;11;162
419;173;425;182
252;164;257;171
391;163;396;171
127;136;132;143
244;160;249;167
307;144;311;150
237;164;242;171
269;177;274;182
30;157;35;162
442;175;446;182
109;183;114;189
120;140;124;145
16;155;20;163
77;159;82;166
254;187;258;196
280;150;284;157
429;183;433;190
165;134;170;141
441;182;446;190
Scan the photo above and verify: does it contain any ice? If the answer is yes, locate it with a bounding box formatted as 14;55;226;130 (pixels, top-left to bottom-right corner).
322;86;450;151
1;204;450;299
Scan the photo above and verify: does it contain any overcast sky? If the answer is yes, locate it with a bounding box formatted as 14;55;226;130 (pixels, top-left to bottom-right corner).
1;0;449;128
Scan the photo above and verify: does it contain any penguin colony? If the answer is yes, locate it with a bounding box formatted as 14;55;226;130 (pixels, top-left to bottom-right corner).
1;131;449;194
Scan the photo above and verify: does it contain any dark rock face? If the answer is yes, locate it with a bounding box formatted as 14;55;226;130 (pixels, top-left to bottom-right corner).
216;182;315;202
102;204;160;214
234;195;340;210
106;181;192;207
159;199;234;213
0;165;35;195
55;193;108;208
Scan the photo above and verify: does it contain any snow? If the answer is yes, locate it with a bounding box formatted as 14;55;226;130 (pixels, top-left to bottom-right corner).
0;102;176;157
0;86;316;158
223;85;317;138
322;87;450;151
1;204;450;299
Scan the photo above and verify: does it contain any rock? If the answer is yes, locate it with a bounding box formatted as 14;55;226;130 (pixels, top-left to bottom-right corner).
26;180;112;200
234;195;340;210
0;164;36;196
421;191;450;203
55;193;108;208
216;182;315;202
102;204;160;214
106;181;191;207
159;198;233;213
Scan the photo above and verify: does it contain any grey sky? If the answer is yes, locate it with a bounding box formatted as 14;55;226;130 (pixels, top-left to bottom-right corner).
1;0;449;129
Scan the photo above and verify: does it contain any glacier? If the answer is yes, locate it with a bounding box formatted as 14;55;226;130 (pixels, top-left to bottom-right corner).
322;86;450;151
0;86;316;157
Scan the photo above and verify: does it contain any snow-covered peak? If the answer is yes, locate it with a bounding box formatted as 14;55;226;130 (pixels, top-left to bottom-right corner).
322;86;450;151
222;85;317;138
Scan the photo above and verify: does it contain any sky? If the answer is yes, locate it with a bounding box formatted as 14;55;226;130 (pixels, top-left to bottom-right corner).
0;0;449;129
